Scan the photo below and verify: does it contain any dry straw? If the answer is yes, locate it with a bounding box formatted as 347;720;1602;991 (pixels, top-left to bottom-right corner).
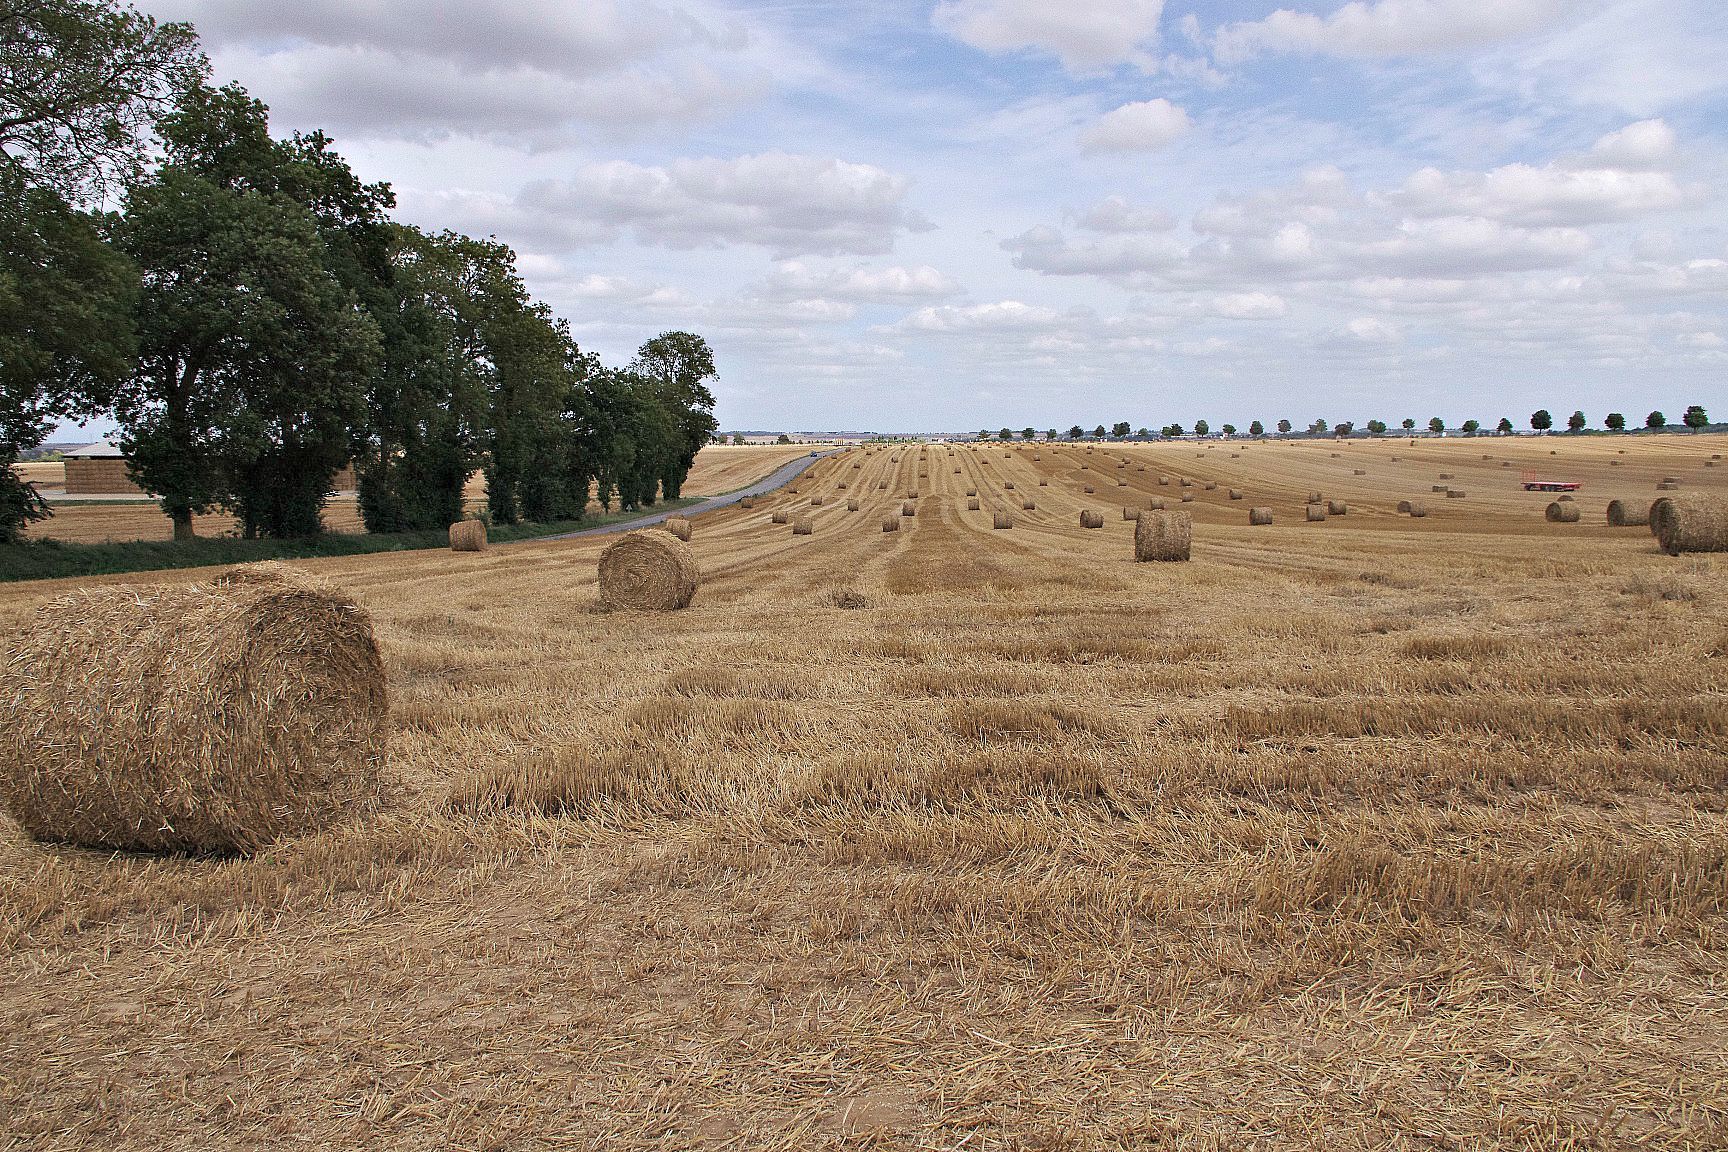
792;516;813;535
1545;501;1581;523
1407;501;1428;518
1022;498;1036;510
0;569;386;853
810;496;824;506
993;511;1013;529
1655;493;1728;555
1249;506;1273;525
1229;489;1243;500
881;516;899;532
1080;509;1103;528
1159;475;1170;485
1122;507;1141;521
664;517;692;542
1181;491;1195;502
1004;481;1015;490
846;499;860;511
1148;498;1166;511
1396;500;1413;513
1446;490;1466;499
771;510;789;524
901;501;917;517
1327;500;1348;515
1306;503;1328;522
1135;510;1191;561
599;531;699;611
966;488;977;497
1606;498;1649;526
1307;490;1322;503
1204;481;1217;491
448;518;488;551
1084;485;1096;494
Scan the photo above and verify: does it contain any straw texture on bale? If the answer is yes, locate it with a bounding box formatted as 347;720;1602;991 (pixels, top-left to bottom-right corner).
1204;482;1217;491
1396;500;1413;513
1159;475;1170;485
1432;485;1449;493
1446;490;1466;499
1306;503;1327;522
967;497;980;510
1327;500;1347;515
1076;509;1102;528
1249;506;1273;525
598;532;699;612
966;488;977;497
1148;498;1166;511
846;499;860;511
1039;479;1048;486
1606;499;1649;527
882;516;899;532
448;518;488;552
664;517;692;542
1122;507;1141;521
1229;489;1243;500
1003;481;1014;490
1545;501;1581;523
902;501;917;517
1084;485;1095;494
877;480;887;489
792;516;813;535
1134;510;1191;562
1307;491;1323;503
1407;502;1428;518
992;512;1013;529
1022;499;1036;510
1181;491;1195;503
740;497;755;509
1655;493;1728;555
0;573;386;853
809;496;824;507
1353;469;1367;475
771;510;789;524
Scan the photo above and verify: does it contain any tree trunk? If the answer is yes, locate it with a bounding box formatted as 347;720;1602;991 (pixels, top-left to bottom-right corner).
172;509;195;540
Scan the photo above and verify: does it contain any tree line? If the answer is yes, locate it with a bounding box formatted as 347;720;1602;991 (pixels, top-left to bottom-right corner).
978;405;1712;442
2;1;717;543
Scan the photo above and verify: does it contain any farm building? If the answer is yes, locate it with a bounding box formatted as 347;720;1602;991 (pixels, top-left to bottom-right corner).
60;440;356;495
62;440;144;495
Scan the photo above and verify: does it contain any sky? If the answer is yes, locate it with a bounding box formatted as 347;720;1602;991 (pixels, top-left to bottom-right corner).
108;0;1728;434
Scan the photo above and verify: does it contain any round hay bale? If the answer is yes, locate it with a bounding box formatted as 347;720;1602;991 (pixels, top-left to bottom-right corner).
1649;497;1675;538
1606;499;1649;526
993;511;1013;529
809;496;825;506
1181;478;1194;487
1396;500;1412;513
771;510;789;524
1558;494;1574;502
877;480;888;489
1147;498;1166;511
449;518;488;552
788;486;799;495
1122;507;1141;521
0;576;386;853
1655;493;1728;555
1117;479;1128;486
1431;484;1449;493
1081;509;1104;528
1545;501;1580;523
792;516;813;535
1203;481;1217;491
1134;510;1191;562
1158;475;1170;485
1180;491;1195;503
1353;469;1367;475
882;516;899;532
954;467;962;474
1306;503;1327;522
1249;506;1273;525
1003;481;1015;490
1407;502;1428;518
1228;489;1243;500
1445;490;1466;499
1022;499;1036;510
740;497;756;509
966;488;977;497
968;497;981;510
1039;478;1048;486
1084;485;1095;494
1327;500;1348;515
599;532;699;611
1438;473;1453;480
846;499;860;511
664;517;692;542
902;501;917;517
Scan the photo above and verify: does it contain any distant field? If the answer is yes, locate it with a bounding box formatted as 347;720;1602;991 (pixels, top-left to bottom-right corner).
2;434;1724;1148
13;443;815;544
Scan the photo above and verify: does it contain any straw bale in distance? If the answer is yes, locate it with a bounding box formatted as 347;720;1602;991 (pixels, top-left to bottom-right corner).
966;488;977;497
967;498;980;510
1229;489;1243;500
1181;491;1195;503
993;511;1013;529
1080;509;1104;528
664;517;692;542
1084;485;1095;494
1655;493;1728;555
1396;500;1413;513
846;499;860;511
1306;503;1327;522
1327;500;1347;515
881;516;899;532
1148;498;1166;511
1022;499;1036;510
1134;510;1191;562
810;496;824;506
771;510;789;524
0;575;386;853
740;497;755;509
1353;469;1366;475
1159;475;1170;485
1122;507;1141;521
598;531;699;611
1432;484;1449;493
1004;481;1015;490
792;516;813;535
1546;501;1580;523
1407;502;1428;517
1204;481;1217;491
1446;490;1466;499
902;501;917;517
1249;506;1273;525
1307;490;1322;503
1606;499;1649;527
449;518;488;552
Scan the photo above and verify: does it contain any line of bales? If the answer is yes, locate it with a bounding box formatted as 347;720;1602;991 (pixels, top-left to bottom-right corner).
3;441;1722;859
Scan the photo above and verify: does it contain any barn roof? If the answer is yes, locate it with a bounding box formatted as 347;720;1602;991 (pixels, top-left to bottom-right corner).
64;439;126;459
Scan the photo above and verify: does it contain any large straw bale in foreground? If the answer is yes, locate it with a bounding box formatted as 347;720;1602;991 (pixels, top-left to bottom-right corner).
449;518;488;551
0;572;386;853
1135;510;1191;562
597;531;699;611
1655;493;1728;555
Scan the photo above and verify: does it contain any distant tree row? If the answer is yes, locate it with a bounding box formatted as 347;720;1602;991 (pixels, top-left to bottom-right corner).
2;2;717;542
973;404;1711;443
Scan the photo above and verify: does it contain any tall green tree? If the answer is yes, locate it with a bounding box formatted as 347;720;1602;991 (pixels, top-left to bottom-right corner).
1684;404;1709;430
630;331;717;500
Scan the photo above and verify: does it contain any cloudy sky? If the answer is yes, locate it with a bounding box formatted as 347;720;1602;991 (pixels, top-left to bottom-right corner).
136;0;1727;433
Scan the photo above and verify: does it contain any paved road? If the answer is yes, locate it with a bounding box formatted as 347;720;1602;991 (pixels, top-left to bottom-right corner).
540;449;845;541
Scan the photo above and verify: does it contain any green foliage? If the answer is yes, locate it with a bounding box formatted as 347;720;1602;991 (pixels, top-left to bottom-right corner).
1067;425;1083;440
1193;420;1210;436
1365;419;1386;435
1111;421;1130;438
1400;418;1415;431
1530;409;1553;431
1277;419;1293;433
1461;419;1480;434
999;427;1012;441
631;331;717;499
1567;410;1587;432
1427;416;1445;433
1683;404;1708;430
1220;424;1235;436
1497;417;1514;433
1605;412;1625;431
1091;425;1105;438
0;0;206;201
1249;420;1264;436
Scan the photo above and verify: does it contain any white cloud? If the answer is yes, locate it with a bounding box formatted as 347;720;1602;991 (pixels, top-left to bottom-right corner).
1351;217;1593;277
1212;292;1289;318
1577;119;1677;170
933;0;1166;71
1073;196;1178;233
1079;99;1192;153
762;262;962;301
514;153;931;257
1678;331;1724;348
897;301;1068;333
1215;0;1568;62
1343;316;1403;342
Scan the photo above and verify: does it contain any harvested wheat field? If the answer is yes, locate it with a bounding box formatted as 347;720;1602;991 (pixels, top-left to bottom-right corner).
2;435;1727;1150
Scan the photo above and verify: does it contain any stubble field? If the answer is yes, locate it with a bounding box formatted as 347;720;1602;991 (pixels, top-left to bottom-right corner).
2;434;1725;1150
